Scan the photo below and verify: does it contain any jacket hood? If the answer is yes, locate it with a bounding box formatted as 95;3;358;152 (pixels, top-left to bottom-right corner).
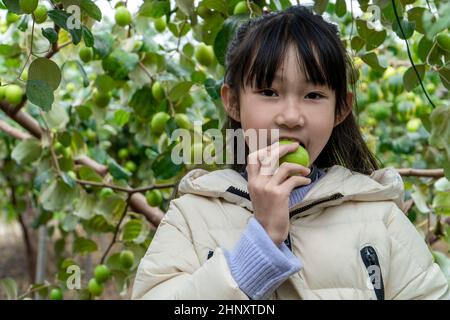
177;165;406;217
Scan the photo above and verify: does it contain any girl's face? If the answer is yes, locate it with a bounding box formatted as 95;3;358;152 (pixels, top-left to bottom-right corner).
222;44;352;167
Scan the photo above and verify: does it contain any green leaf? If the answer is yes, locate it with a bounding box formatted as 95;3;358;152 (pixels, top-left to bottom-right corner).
417;35;433;63
351;36;365;53
0;278;18;300
214;14;249;66
432;192;450;215
410;185;430;213
393;19;415;40
335;0;347;17
83;214;115;233
139;0;170;18
80;0;102;22
121;219;144;242
11;139;42;165
93;32;114;58
432;251;450;281
3;0;22;13
73;237;98;255
407;7;426;34
169;81;192;101
73;60;90;87
101;49;139;80
151;144;184;180
202;0;228;15
42;28;58;44
114;109;130;127
62;172;77;189
366;30;387;51
74;190;96;220
0;44;21;58
82;25;94;47
204;78;222;100
26;80;54;111
434;177;450;192
176;0;194;16
313;0;329;14
28;58;61;91
403;64;425;92
78;166;103;182
39;180;78;211
95;194;126;223
361;52;387;72
43;104;69;129
107;159;131;180
129;86;158;120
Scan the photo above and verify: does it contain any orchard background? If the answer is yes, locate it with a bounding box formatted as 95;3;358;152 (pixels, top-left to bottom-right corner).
0;0;449;300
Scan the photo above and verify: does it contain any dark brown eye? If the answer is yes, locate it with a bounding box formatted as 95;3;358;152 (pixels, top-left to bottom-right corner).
306;92;324;99
260;89;278;97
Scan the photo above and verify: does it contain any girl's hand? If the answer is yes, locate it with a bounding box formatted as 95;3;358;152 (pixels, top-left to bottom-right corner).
246;141;311;246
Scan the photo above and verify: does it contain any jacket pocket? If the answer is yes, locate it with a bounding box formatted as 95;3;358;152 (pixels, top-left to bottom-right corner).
360;245;385;300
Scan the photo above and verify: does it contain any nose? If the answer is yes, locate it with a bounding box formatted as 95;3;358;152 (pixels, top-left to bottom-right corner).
274;97;305;128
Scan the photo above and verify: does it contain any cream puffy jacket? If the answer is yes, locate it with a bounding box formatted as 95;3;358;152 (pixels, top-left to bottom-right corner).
132;165;449;300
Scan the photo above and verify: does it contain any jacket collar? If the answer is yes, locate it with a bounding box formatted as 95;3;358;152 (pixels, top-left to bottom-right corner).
177;165;406;218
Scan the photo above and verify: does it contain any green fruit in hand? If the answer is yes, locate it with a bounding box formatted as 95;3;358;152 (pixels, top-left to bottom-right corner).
87;278;103;296
151;111;170;134
115;7;132;27
20;0;39;14
174;113;191;130
79;47;93;63
49;288;63;300
145;189;163;207
99;187;114;200
94;264;111;283
154;16;166;32
6;12;20;24
233;1;250;15
119;250;135;269
436;33;450;53
33;5;48;24
279;139;310;167
93;91;110;108
151;81;164;101
406;118;421;132
4;85;24;105
118;148;129;159
194;43;214;67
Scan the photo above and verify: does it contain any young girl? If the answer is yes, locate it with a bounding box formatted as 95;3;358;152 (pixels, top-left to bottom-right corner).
132;5;449;300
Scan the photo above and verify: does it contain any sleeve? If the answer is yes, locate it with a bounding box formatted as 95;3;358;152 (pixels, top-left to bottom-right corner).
385;205;450;300
131;201;249;300
223;217;303;300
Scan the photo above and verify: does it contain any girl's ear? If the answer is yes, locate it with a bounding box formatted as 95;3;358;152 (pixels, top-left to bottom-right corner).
221;83;240;122
334;91;353;127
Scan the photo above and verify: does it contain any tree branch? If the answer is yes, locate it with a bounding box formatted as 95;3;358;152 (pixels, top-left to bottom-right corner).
397;168;444;178
0;101;165;228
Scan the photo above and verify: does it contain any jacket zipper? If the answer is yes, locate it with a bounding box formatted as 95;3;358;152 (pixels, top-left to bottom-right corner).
288;193;344;218
360;246;384;300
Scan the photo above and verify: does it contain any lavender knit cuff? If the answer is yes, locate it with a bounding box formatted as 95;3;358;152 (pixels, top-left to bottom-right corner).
223;217;303;300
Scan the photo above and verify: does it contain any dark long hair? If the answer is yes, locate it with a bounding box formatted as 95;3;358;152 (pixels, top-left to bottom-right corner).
222;5;380;175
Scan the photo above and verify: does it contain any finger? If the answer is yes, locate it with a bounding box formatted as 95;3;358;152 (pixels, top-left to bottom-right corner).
259;141;300;176
270;162;311;185
279;175;312;193
248;141;279;177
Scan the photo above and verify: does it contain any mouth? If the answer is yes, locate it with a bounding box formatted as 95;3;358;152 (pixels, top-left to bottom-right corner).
279;137;307;149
